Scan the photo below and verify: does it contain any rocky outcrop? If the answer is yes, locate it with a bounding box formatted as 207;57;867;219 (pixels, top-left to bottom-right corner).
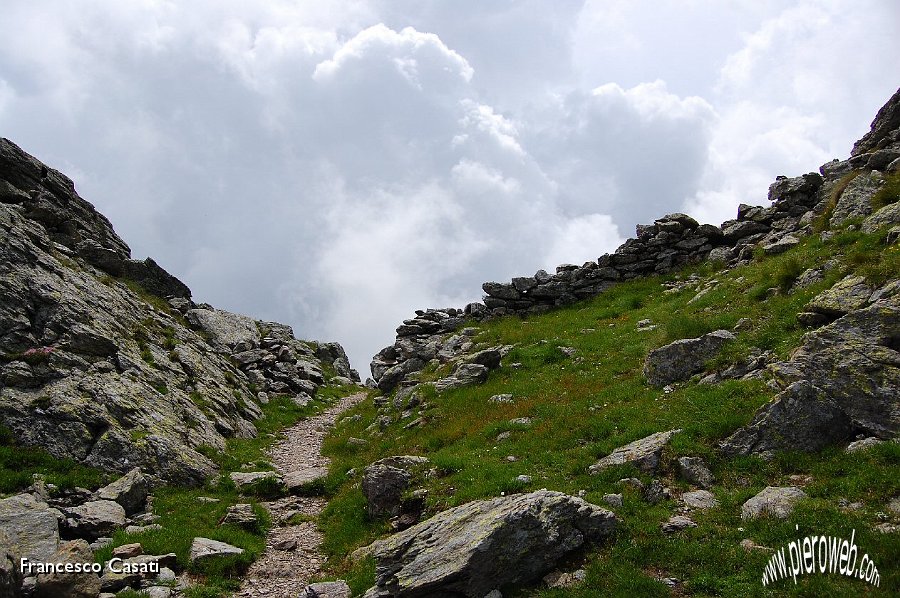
851;87;900;158
643;330;735;387
363;490;616;597
588;430;680;474
361;456;429;518
0;139;354;486
721;293;899;456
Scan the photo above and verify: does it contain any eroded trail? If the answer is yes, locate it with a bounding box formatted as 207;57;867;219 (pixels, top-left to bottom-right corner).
236;392;365;597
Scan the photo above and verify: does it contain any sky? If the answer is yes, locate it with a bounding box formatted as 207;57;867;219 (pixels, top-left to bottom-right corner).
1;0;898;374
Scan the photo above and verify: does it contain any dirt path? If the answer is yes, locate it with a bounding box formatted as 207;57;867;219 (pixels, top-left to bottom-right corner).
236;392;365;597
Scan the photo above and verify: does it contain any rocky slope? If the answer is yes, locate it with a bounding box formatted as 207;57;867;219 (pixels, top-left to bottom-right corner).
0;138;358;487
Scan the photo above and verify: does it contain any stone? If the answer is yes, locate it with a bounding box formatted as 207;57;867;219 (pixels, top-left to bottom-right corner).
661;515;697;534
363;490;616;597
34;540;101;598
274;538;298;551
0;493;59;562
64;500;126;541
846;437;885;453
229;471;283;489
643;330;735;387
682;490;719;510
95;467;149;515
488;394;514;404
284;467;329;493
830;171;883;226
677;456;714;489
464;348;502;370
722;220;770;243
642;480;671;504
111;543;143;559
189;537;244;564
862;201;900;233
602;494;623;508
763;234;800;255
852;88;900;156
0;530;23;598
741;487;807;520
185;308;259;351
433;363;489;392
221;504;259;530
304;580;352;598
362;456;429;518
723;296;899;455
804;275;873;317
588;429;680;474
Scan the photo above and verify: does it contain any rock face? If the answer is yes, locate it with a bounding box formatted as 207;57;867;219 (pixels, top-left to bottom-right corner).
588;430;680;475
364;490;616;597
721;294;900;455
643;330;735;387
0;138;351;486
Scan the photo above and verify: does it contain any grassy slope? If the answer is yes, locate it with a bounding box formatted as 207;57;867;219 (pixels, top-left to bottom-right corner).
319;226;899;596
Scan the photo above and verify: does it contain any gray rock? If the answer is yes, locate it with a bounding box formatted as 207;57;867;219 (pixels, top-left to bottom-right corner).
852;88;900;156
830;171;883;226
305;580;352;598
220;504;258;530
364;490;616;597
763;234;800;255
588;429;680;474
741;486;807;520
284;467;329;493
682;490;719;510
0;493;59;562
661;515;697;534
804;275;873;317
34;539;101;598
362;456;429;518
846;437;884;453
185;308;259;351
677;457;714;489
64;500;126;541
862;201;900;233
643;330;735;387
602;494;623;509
95;467;148;515
189;537;244;564
0;530;23;598
433;363;489;392
229;471;283;489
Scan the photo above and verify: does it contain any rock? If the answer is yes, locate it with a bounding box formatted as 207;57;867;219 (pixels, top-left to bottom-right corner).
641;479;671;504
95;467;149;515
63;500;126;541
804;275;873;318
0;493;59;562
111;543;143;559
464;348;502;370
33;540;101;598
643;330;735;387
433;363;489;392
304;580;352;598
362;456;429;518
220;504;259;530
189;538;244;564
740;539;773;552
741;487;807;520
229;471;283;489
185;308;259;351
602;494;623;509
763;234;800;255
516;475;532;484
681;490;719;510
543;569;584;589
852;87;900;156
364;490;616;598
862;201;900;233
661;515;697;534
284;467;329;493
830;171;883;227
274;538;298;551
0;530;23;598
722;296;899;455
846;437;885;453
677;456;714;489
588;430;680;474
488;394;514;404
144;588;172;598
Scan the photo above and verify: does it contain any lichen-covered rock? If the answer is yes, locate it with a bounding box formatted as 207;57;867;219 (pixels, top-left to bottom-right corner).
34;539;101;598
95;468;148;515
677;456;714;489
0;493;59;562
861;201;900;233
588;430;680;474
830;171;883;227
362;456;429;518
643;330;735;387
741;487;807;520
364;490;616;597
0;530;23;598
63;500;126;541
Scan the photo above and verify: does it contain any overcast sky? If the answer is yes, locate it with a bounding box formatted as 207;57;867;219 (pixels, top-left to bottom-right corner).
1;1;898;373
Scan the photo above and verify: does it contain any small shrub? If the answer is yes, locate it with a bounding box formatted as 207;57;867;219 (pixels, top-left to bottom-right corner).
773;256;804;293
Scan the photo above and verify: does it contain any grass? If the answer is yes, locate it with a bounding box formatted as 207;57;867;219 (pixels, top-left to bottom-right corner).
871;170;900;210
316;227;900;596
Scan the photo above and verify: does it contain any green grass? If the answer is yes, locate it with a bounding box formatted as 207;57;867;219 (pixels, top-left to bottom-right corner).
317;228;900;596
871;170;900;210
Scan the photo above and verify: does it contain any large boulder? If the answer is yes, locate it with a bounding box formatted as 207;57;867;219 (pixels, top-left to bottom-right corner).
721;295;899;455
830;171;883;227
741;487;807;520
588;430;680;475
0;530;23;598
362;456;429;518
364;490;616;597
643;330;735;387
62;500;126;541
189;538;244;564
862;201;900;233
185;308;258;351
95;467;148;515
0;493;59;562
33;539;101;598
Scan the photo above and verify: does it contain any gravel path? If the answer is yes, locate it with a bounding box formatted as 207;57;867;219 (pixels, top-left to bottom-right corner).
236;392;365;597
